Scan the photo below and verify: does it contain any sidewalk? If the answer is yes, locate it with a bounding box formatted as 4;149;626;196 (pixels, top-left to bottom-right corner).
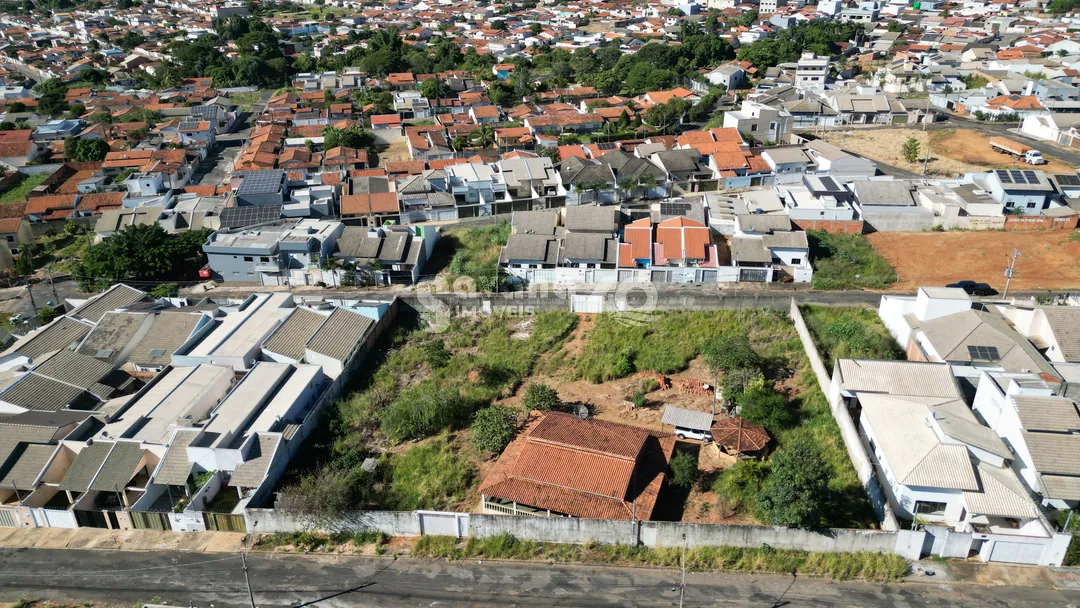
907;558;1058;589
0;526;249;553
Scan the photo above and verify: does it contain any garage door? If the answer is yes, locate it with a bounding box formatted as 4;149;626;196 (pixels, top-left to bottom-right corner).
989;541;1044;565
571;294;604;313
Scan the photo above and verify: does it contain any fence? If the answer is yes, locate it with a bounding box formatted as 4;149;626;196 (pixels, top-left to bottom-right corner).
788;299;900;532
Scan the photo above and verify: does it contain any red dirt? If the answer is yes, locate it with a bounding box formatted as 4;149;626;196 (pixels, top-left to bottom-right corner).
869;230;1080;291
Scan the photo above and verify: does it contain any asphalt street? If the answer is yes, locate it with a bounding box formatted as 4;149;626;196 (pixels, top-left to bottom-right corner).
0;548;1075;608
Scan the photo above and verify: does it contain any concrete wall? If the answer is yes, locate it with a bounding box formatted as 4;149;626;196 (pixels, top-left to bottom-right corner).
245;508;421;535
790;299;900;532
1002;215;1079;231
791;219;865;234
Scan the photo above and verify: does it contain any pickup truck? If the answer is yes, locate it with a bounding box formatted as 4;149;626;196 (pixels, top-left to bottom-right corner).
989;137;1047;165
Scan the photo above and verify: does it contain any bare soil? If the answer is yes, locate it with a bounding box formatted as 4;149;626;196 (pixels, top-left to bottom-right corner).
869;230;1080;291
379;141;412;164
826;128;1074;176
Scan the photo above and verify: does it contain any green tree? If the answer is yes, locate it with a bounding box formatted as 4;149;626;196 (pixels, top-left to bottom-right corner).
522;382;560;413
668;450;699;488
37;305;58;325
756;435;833;529
902;136;920;164
471;406;518;454
736;385;791;432
63;137;111;162
714;459;769;513
703;334;761;374
75;225;210;291
149;282;179;298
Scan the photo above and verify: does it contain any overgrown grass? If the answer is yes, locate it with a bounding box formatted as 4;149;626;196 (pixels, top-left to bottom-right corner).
807;230;897;291
1066;534;1080;567
442;222;510;291
800;305;904;365
573;310;800;382
381;435;477;510
0;173;47;204
413;534;908;582
255;530;387;552
228;90;266;111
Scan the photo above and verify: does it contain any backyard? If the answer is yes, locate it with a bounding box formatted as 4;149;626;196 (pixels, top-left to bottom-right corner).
277;308;877;530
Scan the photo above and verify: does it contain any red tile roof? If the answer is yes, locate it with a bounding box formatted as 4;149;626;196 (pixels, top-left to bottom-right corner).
341;192;398;215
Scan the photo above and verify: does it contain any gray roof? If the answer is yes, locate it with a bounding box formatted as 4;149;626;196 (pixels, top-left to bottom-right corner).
151;428;199;486
379;231;409;263
837;360;959;398
918;309;1058;378
262;308;327;361
76;312;147;364
89;440;144;492
125;312;204;367
730;237;773;264
500;234;560;264
71;285;148;323
1013;395;1080;432
1040;474;1080;501
661;405;713;432
738;214;793;233
12;316;92;360
306;308;374;361
962;461;1039;519
763;147;811;165
0;374;96;412
564;205;619;233
58;440;113;492
652;149;701;172
1023;431;1080;477
561;233;616;263
229;434;280;488
0;443;55;489
33;350;116;396
1039;307;1080;362
511;210;560;236
852;180;914;207
762;231;809;250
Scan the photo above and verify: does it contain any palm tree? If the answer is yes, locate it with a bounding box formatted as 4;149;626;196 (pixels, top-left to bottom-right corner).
469;124;495;149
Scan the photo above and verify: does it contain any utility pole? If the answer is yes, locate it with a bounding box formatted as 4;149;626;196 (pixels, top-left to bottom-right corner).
25;280;37;318
1003;248;1021;299
45;264;58;305
242;553;256;608
921;138;931;176
678;532;687;608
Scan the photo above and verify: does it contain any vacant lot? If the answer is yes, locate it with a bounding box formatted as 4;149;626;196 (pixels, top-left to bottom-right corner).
801;305;904;367
827;128;1073;176
869;230;1080;291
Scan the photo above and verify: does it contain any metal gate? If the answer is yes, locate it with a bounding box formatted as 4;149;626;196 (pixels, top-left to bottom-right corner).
739;268;769;282
989;541;1044;565
417;511;469;538
204;512;247;532
131;511;171;531
0;508;18;527
571;294;604;313
40;508;77;529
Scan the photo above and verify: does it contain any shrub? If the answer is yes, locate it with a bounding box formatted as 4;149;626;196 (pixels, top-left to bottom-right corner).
757;435;833;529
902;136;920;164
714;460;769;513
668;450;699;488
522;382;561;413
471;406;518;454
380;385;469;442
149;282;179;298
629;390;646;408
736;386;793;432
277;466;367;523
807;230;897;291
1065;534;1080;567
703;334;761;374
385;438;476;510
37;305;58;325
721;367;764;402
640;377;660;393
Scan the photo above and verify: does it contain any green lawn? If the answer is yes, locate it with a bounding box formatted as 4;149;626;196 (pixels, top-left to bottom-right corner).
0;173;47;204
800;305;904;366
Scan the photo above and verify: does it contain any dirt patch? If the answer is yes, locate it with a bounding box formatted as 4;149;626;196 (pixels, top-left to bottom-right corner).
826;128;1073;176
869;230;1080;291
379;141;412;165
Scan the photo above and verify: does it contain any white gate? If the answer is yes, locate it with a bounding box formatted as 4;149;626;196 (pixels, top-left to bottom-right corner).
989;541;1045;565
417;511;469;538
571;294;604;313
40;508;77;529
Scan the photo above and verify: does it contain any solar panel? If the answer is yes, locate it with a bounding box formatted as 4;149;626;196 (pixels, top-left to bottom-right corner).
819;176;840;191
967;345;1000;361
1010;170;1026;184
147;349;167;357
219;204;283;229
1022;170;1038;184
660;202;691;217
236;170;286;195
996;169;1012;184
1056;174;1080;186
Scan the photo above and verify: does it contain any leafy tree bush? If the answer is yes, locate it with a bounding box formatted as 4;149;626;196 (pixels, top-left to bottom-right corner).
703;334;761;374
522;382;560;413
63;137;111;162
668;450;699;488
37;305;58;325
74;224;211;291
736;386;792;432
471;406;518;454
149;283;179;298
902;136;920;164
757;435;833;529
714;459;769;513
721;367;765;402
380;385;468;443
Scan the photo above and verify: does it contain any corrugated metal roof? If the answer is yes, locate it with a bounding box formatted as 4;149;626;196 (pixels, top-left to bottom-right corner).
262;308;327;361
838;360;959;398
12;317;92;359
126;312;203;367
152;429;200;486
33;350;115;392
0;443;55;489
661;406;713;432
305;308;374;361
71;285;147;323
58;441;113;492
0;374;95;412
89;441;145;492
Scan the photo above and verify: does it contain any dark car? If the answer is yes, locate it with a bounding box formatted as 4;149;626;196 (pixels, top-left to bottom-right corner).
945;280;997;296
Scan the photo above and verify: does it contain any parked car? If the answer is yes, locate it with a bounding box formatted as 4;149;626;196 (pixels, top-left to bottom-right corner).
946;280;997;296
673;426;712;442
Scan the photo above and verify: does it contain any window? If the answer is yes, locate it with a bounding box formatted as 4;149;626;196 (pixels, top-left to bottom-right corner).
1026;202;1036;209
791;258;802;265
260;256;270;262
750;124;758;132
914;500;948;517
243;256;254;262
4;236;12;242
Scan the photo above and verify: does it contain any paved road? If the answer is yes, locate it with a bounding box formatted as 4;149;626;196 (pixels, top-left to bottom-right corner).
0;548;1075;608
194;91;273;187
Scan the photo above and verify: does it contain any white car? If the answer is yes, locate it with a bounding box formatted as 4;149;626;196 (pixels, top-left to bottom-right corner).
673;426;712;442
